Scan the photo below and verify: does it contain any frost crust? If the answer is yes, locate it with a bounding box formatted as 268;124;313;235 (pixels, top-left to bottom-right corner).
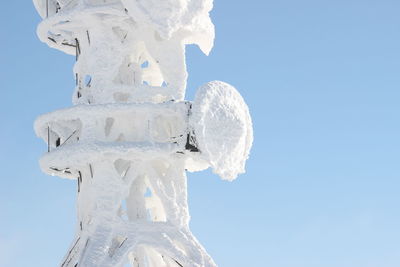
192;81;253;181
33;1;252;266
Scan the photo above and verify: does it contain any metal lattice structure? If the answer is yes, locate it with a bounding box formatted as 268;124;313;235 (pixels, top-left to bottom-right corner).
33;0;253;266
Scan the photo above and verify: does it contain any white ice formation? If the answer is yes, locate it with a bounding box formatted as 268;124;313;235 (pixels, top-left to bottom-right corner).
33;0;253;266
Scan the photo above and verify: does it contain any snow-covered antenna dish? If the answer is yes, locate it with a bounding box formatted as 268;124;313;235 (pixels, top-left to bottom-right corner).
191;81;253;181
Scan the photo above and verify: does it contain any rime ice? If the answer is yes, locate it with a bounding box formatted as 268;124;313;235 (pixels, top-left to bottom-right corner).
33;0;253;266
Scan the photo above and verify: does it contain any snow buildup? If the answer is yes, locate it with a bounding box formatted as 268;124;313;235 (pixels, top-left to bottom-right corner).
33;0;214;104
191;81;253;181
120;0;214;54
33;0;252;266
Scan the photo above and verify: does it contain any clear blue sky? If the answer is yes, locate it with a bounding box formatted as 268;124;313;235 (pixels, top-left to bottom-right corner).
1;1;400;266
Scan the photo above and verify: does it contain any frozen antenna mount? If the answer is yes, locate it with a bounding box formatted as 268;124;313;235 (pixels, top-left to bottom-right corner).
33;0;253;266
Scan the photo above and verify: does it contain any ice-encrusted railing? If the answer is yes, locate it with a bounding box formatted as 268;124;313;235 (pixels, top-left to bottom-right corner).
33;0;253;266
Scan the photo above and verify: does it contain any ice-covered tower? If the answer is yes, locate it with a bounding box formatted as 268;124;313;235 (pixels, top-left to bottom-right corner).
33;0;253;266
